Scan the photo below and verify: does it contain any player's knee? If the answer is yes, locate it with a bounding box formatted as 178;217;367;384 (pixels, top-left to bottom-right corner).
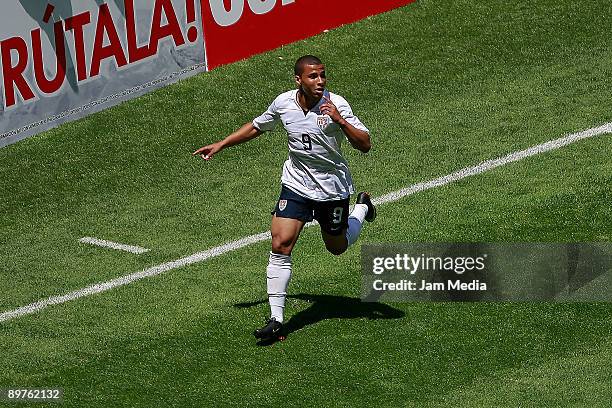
271;236;293;255
325;242;347;256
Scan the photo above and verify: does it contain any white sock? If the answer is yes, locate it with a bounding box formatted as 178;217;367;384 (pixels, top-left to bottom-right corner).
345;204;368;247
267;252;292;323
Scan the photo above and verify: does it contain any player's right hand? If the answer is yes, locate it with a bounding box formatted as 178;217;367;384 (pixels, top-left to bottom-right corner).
192;142;222;161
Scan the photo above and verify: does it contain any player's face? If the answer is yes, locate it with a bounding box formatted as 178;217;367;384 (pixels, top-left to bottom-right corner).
296;64;327;99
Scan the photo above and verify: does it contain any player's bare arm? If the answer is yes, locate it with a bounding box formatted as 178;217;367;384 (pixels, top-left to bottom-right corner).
192;122;262;160
320;96;371;153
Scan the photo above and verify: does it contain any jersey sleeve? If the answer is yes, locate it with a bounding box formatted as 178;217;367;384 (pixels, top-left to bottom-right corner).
252;98;281;132
335;96;370;133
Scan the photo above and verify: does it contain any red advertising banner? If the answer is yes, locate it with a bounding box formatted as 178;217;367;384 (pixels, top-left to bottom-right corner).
0;0;207;148
199;0;416;69
1;0;416;147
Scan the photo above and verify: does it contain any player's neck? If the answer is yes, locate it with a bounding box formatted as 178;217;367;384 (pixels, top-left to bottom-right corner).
297;89;321;112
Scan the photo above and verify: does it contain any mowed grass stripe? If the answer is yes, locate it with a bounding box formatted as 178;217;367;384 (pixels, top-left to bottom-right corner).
78;237;150;254
1;122;610;324
2;0;612;312
374;122;612;205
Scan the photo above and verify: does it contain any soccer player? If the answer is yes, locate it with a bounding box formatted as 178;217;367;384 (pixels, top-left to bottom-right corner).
193;55;376;340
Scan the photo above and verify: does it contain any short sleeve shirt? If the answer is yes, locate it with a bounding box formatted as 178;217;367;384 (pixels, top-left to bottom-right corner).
253;89;369;201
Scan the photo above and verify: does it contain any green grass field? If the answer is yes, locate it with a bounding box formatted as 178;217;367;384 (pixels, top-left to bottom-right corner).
1;0;612;406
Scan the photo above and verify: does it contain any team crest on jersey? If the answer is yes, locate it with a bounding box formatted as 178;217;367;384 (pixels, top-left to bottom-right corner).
317;115;330;129
278;199;288;211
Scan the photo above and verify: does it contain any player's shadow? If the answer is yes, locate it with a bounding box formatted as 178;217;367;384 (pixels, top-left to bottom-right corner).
235;293;405;346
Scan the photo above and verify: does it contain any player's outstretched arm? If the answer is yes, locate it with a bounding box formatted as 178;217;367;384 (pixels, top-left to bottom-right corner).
320;96;371;153
192;122;263;160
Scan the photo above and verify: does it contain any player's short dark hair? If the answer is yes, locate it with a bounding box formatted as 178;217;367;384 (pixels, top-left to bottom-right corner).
294;55;323;75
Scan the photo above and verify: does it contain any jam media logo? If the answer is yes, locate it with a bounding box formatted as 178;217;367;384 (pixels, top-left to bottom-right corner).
0;0;201;110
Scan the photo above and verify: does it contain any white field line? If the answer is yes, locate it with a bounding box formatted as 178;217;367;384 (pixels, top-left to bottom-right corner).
373;122;612;206
79;237;150;254
1;123;611;323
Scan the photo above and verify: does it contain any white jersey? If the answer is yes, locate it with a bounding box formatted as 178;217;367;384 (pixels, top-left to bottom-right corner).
252;89;369;201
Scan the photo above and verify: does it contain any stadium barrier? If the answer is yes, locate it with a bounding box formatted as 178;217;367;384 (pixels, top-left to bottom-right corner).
0;0;415;147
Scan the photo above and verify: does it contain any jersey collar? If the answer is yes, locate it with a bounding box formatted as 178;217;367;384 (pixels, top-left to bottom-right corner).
294;89;329;115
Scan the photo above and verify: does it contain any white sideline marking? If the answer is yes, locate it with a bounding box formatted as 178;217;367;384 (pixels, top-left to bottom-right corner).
373;122;612;206
1;123;611;323
79;237;150;254
1;232;271;323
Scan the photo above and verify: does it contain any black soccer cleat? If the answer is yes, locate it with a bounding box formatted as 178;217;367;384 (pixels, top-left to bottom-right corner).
253;318;284;340
356;192;376;222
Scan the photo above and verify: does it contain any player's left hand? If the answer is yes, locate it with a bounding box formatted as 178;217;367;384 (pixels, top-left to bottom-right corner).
320;96;343;123
192;141;223;161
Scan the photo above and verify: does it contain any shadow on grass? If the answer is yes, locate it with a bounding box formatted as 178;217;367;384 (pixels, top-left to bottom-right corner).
235;294;405;346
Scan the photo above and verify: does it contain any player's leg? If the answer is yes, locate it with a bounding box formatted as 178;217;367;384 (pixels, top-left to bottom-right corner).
345;192;376;246
320;229;348;255
263;215;304;326
318;192;376;256
316;198;350;255
270;214;305;256
255;187;312;340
